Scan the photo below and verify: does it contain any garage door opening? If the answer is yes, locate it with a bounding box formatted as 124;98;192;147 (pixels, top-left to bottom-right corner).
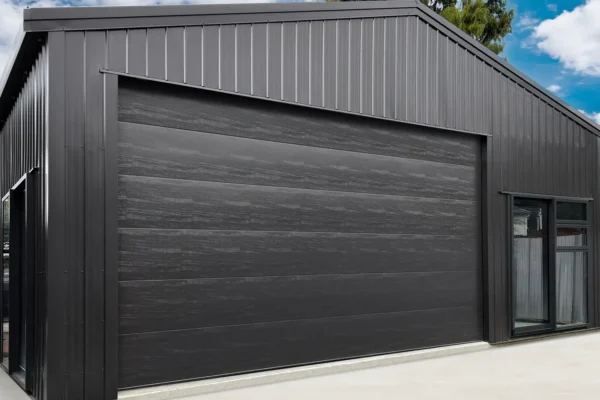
116;78;483;389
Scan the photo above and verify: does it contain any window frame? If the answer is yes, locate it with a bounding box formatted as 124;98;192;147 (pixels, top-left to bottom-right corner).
554;202;589;331
508;194;591;338
509;196;554;337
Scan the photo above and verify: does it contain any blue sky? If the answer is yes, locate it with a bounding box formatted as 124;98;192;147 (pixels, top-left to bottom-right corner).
1;0;599;123
504;0;600;123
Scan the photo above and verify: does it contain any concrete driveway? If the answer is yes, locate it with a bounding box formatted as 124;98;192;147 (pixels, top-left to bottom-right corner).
186;331;600;400
0;368;29;400
3;331;599;399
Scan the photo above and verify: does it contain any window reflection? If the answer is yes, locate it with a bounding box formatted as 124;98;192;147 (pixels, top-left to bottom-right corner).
556;202;587;221
557;228;587;247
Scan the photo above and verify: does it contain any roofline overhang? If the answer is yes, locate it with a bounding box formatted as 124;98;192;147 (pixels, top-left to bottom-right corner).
22;1;417;32
23;0;418;23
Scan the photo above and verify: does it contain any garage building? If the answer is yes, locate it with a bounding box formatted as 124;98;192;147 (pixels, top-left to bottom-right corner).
0;1;598;399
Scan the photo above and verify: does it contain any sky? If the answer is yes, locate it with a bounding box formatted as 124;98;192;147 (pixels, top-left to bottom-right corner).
1;0;599;124
505;0;600;124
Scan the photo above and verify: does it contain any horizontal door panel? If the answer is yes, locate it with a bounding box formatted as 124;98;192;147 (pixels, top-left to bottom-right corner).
118;122;476;200
119;306;482;388
119;79;479;167
118;175;477;235
119;229;478;281
119;271;479;334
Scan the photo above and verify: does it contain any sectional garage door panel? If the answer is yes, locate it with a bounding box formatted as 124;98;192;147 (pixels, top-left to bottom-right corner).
119;79;479;167
117;78;482;388
119;271;479;334
118;122;477;200
118;174;476;234
119;306;480;388
118;229;477;281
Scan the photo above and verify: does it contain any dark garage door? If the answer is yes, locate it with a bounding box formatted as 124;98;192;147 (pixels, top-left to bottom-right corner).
117;78;482;388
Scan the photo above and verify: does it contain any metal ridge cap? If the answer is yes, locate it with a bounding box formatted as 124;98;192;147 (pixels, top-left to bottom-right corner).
23;0;417;22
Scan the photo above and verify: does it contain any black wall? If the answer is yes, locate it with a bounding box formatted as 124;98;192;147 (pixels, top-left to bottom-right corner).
0;43;48;400
484;82;599;342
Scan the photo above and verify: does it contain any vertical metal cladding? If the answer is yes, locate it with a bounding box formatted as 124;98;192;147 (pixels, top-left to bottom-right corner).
110;17;494;135
0;43;48;400
492;72;593;199
485;72;598;343
41;5;599;364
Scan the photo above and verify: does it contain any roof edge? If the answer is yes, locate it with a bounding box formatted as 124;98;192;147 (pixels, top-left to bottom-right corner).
23;0;417;22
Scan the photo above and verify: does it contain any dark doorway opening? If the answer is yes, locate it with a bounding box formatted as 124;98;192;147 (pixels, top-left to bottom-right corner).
0;172;37;393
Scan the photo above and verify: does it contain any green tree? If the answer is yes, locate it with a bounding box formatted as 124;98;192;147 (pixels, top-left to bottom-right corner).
334;0;514;55
419;0;457;13
438;0;513;54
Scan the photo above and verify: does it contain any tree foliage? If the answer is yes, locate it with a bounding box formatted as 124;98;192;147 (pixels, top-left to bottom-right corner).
421;0;514;54
419;0;457;12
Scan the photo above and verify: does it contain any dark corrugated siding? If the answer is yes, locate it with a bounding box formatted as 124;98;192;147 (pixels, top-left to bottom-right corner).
484;72;598;341
0;44;47;400
43;9;600;392
82;16;591;145
45;29;115;399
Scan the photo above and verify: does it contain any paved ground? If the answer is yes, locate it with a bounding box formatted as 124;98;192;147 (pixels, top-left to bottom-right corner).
187;331;600;400
2;331;600;399
0;367;29;400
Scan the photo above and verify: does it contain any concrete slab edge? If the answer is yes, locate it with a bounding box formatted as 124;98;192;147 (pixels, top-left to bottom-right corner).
118;341;491;400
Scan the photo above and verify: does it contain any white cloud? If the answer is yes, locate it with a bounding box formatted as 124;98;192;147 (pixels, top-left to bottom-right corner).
547;84;561;93
532;0;600;76
546;3;557;13
516;14;540;31
1;0;292;79
578;109;600;125
0;0;29;79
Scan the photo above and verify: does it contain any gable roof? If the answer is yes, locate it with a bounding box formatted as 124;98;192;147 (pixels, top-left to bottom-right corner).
1;0;599;136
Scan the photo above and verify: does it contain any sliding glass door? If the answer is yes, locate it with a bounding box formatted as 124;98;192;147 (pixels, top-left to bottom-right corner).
512;198;551;334
511;197;589;337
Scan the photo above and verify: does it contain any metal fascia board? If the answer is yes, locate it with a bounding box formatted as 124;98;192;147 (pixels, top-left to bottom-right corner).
23;0;416;21
412;2;600;137
24;8;416;32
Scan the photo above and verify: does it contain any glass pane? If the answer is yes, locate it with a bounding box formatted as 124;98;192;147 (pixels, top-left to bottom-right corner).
557;228;587;247
2;197;9;369
556;252;587;327
556;202;586;221
513;199;549;330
